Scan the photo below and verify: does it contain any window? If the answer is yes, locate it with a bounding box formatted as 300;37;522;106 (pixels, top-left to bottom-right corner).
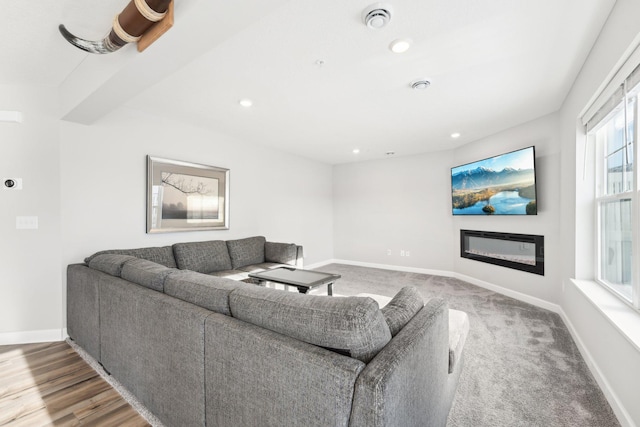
587;65;640;309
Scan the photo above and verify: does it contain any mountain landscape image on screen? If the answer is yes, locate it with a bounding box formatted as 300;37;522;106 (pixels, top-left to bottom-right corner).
451;147;537;215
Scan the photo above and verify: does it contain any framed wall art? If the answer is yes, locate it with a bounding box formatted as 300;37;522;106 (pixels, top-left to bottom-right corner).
146;156;229;233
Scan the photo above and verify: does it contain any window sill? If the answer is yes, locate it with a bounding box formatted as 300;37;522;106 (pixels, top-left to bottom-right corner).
571;279;640;352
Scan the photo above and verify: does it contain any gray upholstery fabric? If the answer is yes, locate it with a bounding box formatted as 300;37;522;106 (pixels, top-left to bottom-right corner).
381;286;424;336
67;264;102;360
120;258;177;292
350;298;450;427
85;246;177;268
87;254;137;277
164;270;243;315
172;240;232;273
99;276;211;427
205;313;365;427
264;241;298;266
229;286;391;363
226;236;266;268
448;308;470;374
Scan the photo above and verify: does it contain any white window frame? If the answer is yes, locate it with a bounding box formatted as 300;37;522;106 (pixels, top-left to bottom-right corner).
590;87;640;310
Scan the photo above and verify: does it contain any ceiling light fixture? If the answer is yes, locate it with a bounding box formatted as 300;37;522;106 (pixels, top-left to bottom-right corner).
389;39;411;53
353;149;361;154
239;99;253;108
411;79;431;90
451;132;461;139
362;3;393;29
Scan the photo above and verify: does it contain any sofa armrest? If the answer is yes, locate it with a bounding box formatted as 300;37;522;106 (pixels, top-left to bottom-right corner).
349;298;451;427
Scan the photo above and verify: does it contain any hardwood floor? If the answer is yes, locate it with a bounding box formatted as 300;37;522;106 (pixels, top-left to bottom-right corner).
0;341;150;426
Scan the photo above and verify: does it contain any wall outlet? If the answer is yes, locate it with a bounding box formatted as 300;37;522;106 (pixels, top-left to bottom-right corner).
406;251;410;257
16;216;38;229
400;250;405;256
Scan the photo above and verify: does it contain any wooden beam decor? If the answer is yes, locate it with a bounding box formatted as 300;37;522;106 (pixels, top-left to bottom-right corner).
137;0;174;52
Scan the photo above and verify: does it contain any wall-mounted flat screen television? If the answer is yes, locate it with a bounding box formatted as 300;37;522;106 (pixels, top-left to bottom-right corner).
451;146;537;215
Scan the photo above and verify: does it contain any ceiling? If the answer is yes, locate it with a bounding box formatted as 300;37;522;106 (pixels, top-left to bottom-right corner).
1;0;616;164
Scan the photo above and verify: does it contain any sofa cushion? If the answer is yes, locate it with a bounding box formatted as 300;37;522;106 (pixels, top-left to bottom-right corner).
164;271;244;315
121;258;177;292
85;246;177;268
88;254;137;277
226;236;266;269
381;286;424;336
172;240;232;273
229;286;391;363
264;242;298;266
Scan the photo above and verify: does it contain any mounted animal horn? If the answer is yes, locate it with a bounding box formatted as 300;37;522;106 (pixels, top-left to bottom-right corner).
59;0;172;54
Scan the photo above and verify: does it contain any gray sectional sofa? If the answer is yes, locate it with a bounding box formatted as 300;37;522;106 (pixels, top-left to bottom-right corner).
67;235;468;427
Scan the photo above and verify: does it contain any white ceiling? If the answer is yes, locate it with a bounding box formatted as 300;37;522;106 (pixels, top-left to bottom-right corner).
1;0;616;164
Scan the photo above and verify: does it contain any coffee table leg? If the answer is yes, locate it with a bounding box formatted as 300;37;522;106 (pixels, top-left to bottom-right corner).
327;282;333;296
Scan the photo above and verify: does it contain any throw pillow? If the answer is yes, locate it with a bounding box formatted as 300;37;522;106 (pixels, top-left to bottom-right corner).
381;286;424;336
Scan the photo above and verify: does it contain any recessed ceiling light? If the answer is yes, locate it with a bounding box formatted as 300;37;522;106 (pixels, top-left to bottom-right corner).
410;79;431;90
239;99;253;108
389;39;411;53
353;149;361;154
451;132;461;139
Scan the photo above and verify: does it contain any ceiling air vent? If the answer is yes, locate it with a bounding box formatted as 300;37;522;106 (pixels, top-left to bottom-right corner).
362;4;393;29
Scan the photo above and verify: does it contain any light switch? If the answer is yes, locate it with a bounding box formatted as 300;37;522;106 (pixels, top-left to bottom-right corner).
16;216;38;229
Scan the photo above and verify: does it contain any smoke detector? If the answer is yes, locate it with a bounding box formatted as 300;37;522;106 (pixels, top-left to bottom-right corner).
411;79;432;90
362;3;393;29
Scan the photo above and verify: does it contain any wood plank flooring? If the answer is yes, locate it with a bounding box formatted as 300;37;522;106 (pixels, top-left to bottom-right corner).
0;341;150;426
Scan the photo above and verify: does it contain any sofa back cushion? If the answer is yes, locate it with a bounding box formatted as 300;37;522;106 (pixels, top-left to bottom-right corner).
121;258;177;292
172;240;232;273
264;242;298;266
164;271;243;315
226;236;266;269
381;286;425;336
88;254;137;276
85;246;177;268
229;286;391;363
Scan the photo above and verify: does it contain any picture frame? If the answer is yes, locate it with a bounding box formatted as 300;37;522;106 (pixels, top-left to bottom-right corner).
146;156;229;233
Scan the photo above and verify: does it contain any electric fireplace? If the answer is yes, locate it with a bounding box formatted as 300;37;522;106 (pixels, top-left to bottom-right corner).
460;229;544;275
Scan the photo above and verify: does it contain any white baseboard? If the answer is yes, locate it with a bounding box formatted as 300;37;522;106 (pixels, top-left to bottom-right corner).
558;308;635;427
453;272;562;313
0;328;64;346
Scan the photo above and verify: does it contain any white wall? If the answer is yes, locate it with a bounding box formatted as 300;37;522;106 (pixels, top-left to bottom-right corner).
60;108;334;270
333;149;454;272
0;84;62;343
452;113;562;305
558;0;640;425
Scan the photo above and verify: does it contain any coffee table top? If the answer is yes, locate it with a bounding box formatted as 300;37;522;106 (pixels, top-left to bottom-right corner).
248;267;340;288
